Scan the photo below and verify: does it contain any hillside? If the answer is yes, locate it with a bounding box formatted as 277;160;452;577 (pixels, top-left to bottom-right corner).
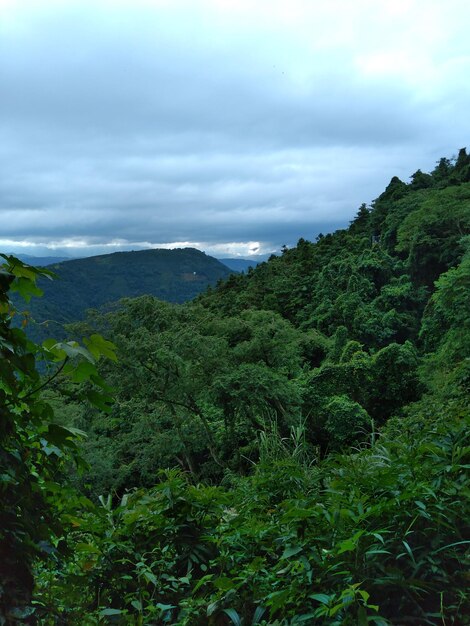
1;149;469;625
14;253;263;273
14;247;233;334
63;149;469;491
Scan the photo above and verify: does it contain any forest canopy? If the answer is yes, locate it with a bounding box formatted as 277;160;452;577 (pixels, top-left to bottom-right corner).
1;150;469;625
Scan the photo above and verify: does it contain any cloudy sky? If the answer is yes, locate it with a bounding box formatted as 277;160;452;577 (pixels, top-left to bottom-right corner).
1;0;470;258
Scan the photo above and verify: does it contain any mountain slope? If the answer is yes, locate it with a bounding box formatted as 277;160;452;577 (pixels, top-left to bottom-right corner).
17;247;233;333
67;149;470;496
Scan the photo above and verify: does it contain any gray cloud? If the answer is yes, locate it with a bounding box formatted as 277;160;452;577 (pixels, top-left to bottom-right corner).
1;0;470;257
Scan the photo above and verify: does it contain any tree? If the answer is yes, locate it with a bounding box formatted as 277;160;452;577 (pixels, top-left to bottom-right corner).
368;341;421;421
324;395;371;450
409;169;433;190
420;242;470;404
454;147;470;181
396;184;470;285
0;255;115;622
349;203;371;234
431;157;452;186
67;300;309;486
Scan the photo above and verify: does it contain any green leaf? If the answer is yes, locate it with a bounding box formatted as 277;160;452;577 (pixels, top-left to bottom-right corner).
281;544;303;559
293;615;319;623
75;542;100;554
42;338;59;351
252;606;267;625
309;593;331;605
366;549;391;557
402;540;415;562
99;608;123;616
87;390;114;413
266;589;290;612
40;439;63;457
70;360;99;382
156;603;175;611
337;530;364;554
337;538;356;554
213;576;234;591
207;601;220;617
11;277;43;302
432;539;470;554
45;423;86;447
143;570;157;585
54;341;95;362
192;573;213;593
358;589;370;602
84;334;118;362
222;608;242;626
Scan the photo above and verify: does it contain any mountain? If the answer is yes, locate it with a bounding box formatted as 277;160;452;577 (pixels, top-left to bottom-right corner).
218;257;265;272
17;247;233;335
12;253;71;266
14;252;270;273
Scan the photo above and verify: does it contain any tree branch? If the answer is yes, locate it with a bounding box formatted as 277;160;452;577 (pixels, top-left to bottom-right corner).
22;357;69;399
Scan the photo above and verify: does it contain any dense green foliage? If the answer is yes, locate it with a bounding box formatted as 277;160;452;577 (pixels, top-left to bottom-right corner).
59;155;470;491
1;150;469;625
35;416;470;625
0;255;117;622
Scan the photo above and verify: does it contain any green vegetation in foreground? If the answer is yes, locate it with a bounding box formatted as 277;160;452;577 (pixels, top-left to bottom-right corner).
0;255;117;623
1;149;470;625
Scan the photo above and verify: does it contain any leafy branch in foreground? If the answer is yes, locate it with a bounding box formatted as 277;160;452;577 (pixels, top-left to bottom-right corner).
0;255;116;623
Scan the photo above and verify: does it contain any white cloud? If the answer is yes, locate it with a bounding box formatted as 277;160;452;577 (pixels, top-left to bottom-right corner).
1;0;469;257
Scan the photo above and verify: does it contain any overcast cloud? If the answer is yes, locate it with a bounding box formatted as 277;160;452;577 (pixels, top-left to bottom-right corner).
1;0;470;258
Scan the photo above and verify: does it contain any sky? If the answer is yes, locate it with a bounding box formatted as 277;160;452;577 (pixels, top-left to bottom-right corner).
1;0;470;259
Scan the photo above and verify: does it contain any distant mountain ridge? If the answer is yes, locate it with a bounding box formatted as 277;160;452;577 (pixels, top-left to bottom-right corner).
14;252;271;273
13;253;71;266
13;247;233;337
217;257;264;272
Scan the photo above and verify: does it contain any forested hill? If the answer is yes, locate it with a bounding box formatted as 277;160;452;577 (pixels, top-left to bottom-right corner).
16;247;233;332
199;149;470;335
65;149;469;492
1;149;469;625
